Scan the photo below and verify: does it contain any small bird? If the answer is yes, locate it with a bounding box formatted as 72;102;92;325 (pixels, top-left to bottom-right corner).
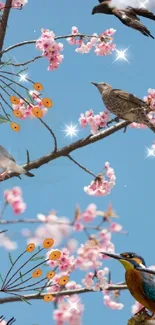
102;251;155;318
91;81;155;133
0;145;34;180
92;0;155;38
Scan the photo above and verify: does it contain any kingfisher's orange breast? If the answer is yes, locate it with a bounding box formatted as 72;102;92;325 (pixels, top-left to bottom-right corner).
125;269;155;312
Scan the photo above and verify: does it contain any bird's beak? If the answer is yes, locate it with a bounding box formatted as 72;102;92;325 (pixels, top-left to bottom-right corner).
101;252;127;261
91;82;98;87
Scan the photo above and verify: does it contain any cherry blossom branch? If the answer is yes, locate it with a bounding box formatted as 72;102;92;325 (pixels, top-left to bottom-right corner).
0;0;13;56
0;120;129;182
67;154;97;178
1;33;104;56
0;284;127;304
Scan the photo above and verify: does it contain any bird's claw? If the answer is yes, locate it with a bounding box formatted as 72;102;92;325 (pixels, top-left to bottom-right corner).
107;117;120;126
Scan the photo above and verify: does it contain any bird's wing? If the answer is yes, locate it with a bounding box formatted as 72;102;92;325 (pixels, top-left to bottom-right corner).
112;8;154;38
112;8;140;23
141;272;155;301
0;145;16;162
112;89;147;107
130;7;155;21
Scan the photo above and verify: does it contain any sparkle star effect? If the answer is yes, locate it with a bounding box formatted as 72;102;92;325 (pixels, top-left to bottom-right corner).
145;146;155;158
67;299;80;312
138;0;149;8
18;73;28;83
113;46;130;64
63;123;79;139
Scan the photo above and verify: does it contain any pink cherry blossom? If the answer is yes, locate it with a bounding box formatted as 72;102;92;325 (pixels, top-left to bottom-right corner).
84;162;116;196
79;109;110;134
131;301;144;315
36;29;64;71
53;295;84;325
109;222;123;232
4;187;26;215
81;203;97;223
67;27;116;57
104;294;124;310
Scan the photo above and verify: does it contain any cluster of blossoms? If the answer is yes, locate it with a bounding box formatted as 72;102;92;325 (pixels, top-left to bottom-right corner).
9;82;52;132
36;27;116;71
36;29;64;71
79;109;110;134
0;0;27;9
67;26;116;56
4;186;26;215
84;162;116;196
130;88;155;130
53;293;84;325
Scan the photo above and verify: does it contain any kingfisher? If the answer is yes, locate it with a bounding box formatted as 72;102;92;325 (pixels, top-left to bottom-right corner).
102;251;155;319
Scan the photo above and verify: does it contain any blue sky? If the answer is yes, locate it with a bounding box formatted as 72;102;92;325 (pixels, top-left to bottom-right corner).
1;0;155;324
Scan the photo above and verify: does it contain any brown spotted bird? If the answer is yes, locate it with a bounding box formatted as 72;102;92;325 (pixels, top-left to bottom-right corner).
92;0;155;38
91;82;155;132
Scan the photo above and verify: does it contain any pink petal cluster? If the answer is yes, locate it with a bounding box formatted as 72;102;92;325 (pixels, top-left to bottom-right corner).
79;109;110;134
82;268;109;291
0;0;27;9
67;26;116;56
22;212;71;247
36;29;64;70
53;295;84;325
131;301;143;315
12;0;28;7
47;247;76;273
4;187;26;215
76;233;114;270
130;88;155;130
12;90;48;119
84;162;116;196
104;293;124;310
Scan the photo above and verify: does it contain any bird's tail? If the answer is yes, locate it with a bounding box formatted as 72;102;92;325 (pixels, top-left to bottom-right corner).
24;170;34;177
146;122;155;133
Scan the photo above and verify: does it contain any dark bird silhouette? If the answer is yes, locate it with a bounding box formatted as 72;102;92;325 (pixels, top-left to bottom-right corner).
91;82;155;133
92;0;155;38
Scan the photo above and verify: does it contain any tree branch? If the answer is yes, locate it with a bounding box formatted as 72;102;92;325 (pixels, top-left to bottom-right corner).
0;0;12;55
0;120;129;182
0;284;127;304
1;33;105;55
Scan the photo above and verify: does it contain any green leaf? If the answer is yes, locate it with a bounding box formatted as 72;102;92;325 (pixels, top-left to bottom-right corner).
26;90;34;104
30;256;45;262
17;68;27;76
19;272;23;282
0;114;10;124
0;59;12;69
0;273;4;282
20;297;32;305
8;253;13;265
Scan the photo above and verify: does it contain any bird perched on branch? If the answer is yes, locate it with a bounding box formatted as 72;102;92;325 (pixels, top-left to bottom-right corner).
92;0;155;38
0;145;34;180
102;251;155;319
91;81;155;133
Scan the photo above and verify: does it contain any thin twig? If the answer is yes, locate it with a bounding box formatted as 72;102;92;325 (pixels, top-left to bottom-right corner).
39;118;57;152
1;55;42;67
67;154;97;178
